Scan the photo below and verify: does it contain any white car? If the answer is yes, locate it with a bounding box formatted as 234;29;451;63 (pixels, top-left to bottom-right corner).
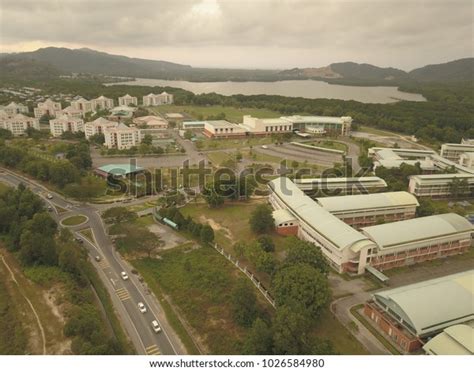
47;193;53;199
138;302;147;313
261;145;268;149
151;320;161;333
121;271;129;280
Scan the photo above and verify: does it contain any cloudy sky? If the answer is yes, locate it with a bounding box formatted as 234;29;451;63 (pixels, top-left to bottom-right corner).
1;0;472;70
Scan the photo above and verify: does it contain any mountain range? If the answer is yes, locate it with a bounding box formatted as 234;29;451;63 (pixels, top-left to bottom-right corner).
1;47;473;84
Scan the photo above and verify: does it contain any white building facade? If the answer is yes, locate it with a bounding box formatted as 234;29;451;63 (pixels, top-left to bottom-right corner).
84;117;118;139
142;92;174;106
118;94;138;106
0;114;40;136
104;123;140;150
49;116;84;137
92;96;114;111
34;99;62;118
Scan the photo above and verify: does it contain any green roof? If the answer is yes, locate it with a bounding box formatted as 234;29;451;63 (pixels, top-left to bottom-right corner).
97;164;145;176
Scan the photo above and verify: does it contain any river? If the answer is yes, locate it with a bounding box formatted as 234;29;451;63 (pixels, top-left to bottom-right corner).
106;78;426;104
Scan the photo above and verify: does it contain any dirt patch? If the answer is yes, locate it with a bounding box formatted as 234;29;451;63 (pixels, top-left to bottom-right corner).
148;224;187;250
198;216;234;242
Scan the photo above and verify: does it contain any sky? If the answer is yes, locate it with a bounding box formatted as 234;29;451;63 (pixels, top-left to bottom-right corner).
0;0;473;71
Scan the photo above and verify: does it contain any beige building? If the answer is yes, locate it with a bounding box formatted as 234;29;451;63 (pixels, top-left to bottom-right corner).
2;102;29;116
84;117;118;139
242;115;292;135
34;98;62;118
118;94;138;106
56;105;84;119
0;113;40;136
203;120;247;138
49;115;84;137
133;115;168;129
104;123;140;150
459;152;474;169
142;92;173;106
71;98;94;115
440;143;474;162
92;95;114;111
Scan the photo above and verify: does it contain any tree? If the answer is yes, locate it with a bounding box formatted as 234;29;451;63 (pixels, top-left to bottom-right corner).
243;318;273;355
231;279;258;327
142;134;153;145
202;185;225;208
272;306;312;355
283;237;329;275
257;235;275;252
249;204;274;234
200;224;215;245
183;130;193;140
273;263;330;318
102;207;137;224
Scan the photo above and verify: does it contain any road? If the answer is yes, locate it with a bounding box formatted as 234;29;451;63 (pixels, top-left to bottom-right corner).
0;168;187;356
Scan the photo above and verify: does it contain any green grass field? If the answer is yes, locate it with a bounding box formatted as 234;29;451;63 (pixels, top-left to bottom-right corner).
198;136;276;151
132;246;273;354
61;215;87;226
148;105;280;123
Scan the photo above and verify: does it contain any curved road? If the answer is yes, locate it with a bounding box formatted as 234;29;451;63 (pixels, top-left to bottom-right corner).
0;168;186;356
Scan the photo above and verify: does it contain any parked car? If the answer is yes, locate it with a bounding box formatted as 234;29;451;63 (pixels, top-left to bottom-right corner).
121;271;129;280
138;302;147;313
47;206;53;212
151;320;161;333
261;145;268;149
47;193;53;199
94;255;101;262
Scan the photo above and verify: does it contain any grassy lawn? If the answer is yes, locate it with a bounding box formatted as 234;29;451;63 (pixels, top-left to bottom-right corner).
148;105;280;123
61;215;87;226
313;307;368;355
132;245;273;354
0;182;10;196
358;125;401;137
78;228;95;244
198;136;276;151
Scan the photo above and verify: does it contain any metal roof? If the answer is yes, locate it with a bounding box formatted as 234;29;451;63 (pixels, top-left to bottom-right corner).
361;213;473;249
423;324;474;355
268;177;375;251
373;270;474;337
272;209;296;225
281;115;351;125
315;191;419;213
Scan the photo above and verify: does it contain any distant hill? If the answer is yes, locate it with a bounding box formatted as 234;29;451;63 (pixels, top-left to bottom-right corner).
408;58;474;82
0;56;61;82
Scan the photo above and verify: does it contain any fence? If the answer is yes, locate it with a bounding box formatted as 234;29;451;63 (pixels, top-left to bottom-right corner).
213;243;276;308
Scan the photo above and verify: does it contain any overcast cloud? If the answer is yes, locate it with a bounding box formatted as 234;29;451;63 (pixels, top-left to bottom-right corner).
0;0;472;70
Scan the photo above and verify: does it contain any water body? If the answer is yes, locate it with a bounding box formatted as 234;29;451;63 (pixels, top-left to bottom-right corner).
106;78;426;104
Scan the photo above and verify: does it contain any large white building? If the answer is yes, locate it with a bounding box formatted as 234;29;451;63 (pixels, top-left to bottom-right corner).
71;98;94;115
242;115;292;135
281;115;352;136
142;92;173;106
133;115;168;129
91;96;114;111
369;147;437;171
203;120;247;138
118;94;138;106
293;176;388;195
408;173;474;197
2;102;29;116
57;105;84;119
34;99;62;118
84;117;118;139
440;143;474;162
268;177;473;275
49;116;84;137
0;113;40;136
104;123;140;150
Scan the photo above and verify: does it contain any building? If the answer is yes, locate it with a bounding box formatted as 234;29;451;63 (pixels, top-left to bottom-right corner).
109;106;136;120
364;270;474;353
104;123;140;150
423;324;474;355
268;177;377;274
203;120;247;138
91;96;114;111
95;163;145;179
0;114;40;136
49;116;84;137
242;115;293;135
57;105;84;119
440;143;474;162
461;138;474;145
361;214;472;271
142;92;173;106
408;173;474;197
118;94;138;107
315;191;419;228
34;98;62;118
133;115;168;129
268;177;473;275
182;121;207;130
281;115;352;136
459;152;474;169
71;98;94;114
272;209;299;236
2;102;29;115
293;176;387;195
369;147;437;171
84;117;118;139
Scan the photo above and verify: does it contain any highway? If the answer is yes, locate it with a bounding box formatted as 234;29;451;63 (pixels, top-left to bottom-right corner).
0;168;186;356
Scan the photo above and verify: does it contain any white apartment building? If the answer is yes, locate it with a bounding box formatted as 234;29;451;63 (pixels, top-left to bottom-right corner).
440;143;474;162
56;105;84;119
104;123;140;150
49;115;84;137
84;117;118;139
142;92;174;106
71;98;94;115
0;114;40;136
118;94;138;106
133;115;168;129
242;115;293;135
34;99;62;118
459;152;474;169
92;96;114;111
203;120;247;138
2;102;29;116
408;174;474;197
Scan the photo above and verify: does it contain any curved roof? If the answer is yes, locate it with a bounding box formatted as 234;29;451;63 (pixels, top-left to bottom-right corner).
373;270;474;337
423;324;474;355
272;209;296;225
315;191;419;213
361;213;473;249
268;177;375;251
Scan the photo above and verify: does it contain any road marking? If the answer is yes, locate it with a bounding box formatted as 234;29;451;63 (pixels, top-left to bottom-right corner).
115;287;130;301
145;344;161;355
98;260;110;269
